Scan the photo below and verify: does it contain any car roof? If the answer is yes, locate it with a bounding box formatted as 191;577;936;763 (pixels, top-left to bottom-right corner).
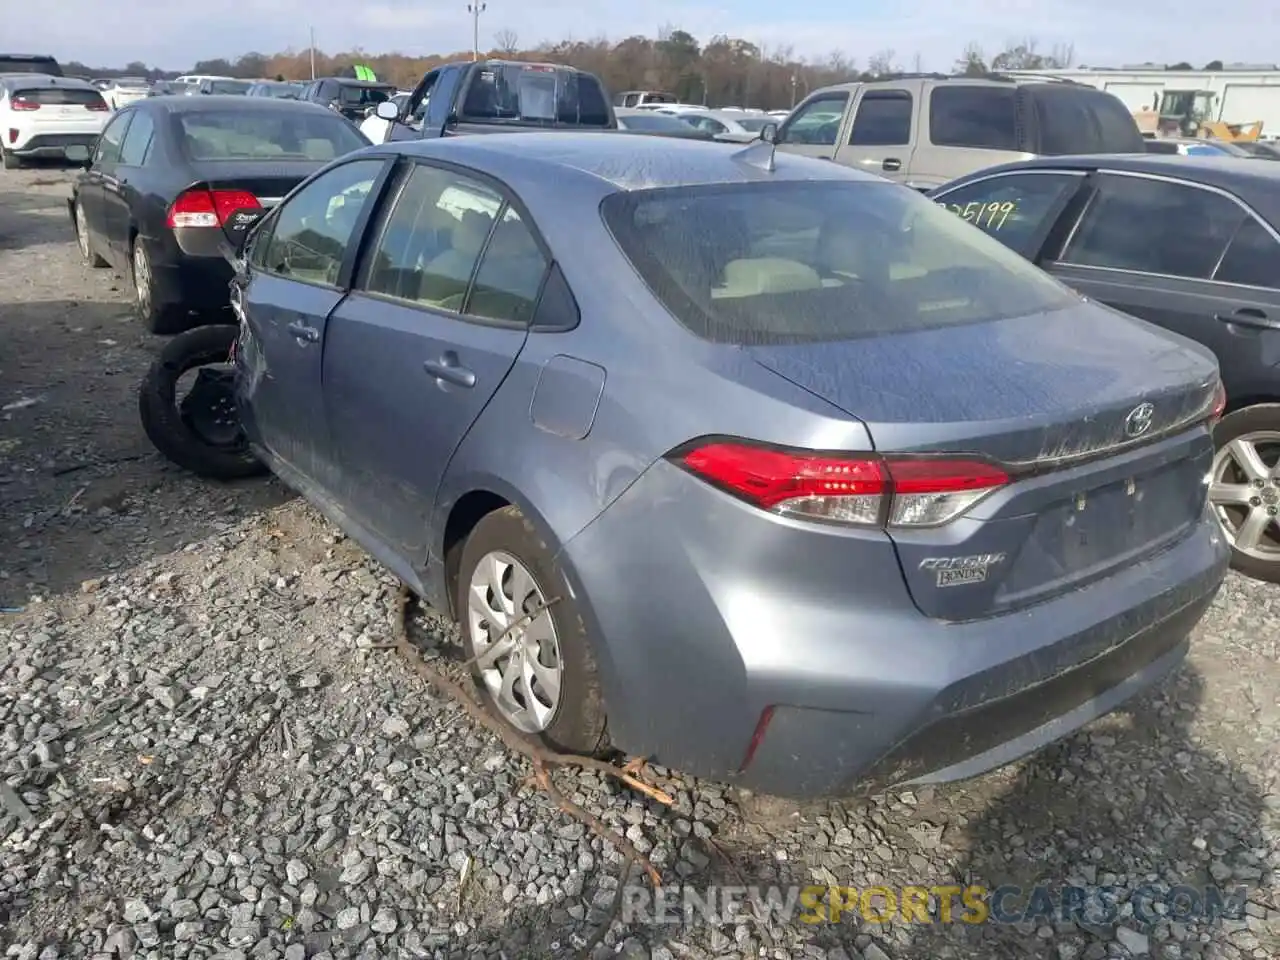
381;131;885;192
1;74;95;90
969;153;1280;191
142;94;337;116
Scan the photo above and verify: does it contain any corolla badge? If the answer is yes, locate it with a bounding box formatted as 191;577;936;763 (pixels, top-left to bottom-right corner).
919;553;1006;587
1124;402;1155;438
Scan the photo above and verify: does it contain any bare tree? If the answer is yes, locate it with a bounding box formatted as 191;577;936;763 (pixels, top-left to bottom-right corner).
494;28;519;56
954;42;988;76
867;49;897;77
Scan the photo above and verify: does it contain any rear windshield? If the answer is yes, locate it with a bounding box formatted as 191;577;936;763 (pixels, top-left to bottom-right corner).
177;110;368;161
12;87;105;107
460;65;610;126
0;57;61;76
208;80;252;94
733;116;772;132
601;180;1076;344
1029;85;1144;155
621;112;694;131
338;83;394;106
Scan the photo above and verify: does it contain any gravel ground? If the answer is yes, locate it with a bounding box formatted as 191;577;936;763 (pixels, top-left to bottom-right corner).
1;164;1279;960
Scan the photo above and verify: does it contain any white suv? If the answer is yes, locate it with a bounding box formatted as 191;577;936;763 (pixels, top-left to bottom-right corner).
0;75;108;168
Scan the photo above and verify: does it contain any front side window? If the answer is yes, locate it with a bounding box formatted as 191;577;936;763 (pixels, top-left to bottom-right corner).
849;91;913;146
362;164;547;322
601;179;1077;344
929;86;1018;150
1061;174;1244;279
257;159;385;286
93;112;132;164
118;111;155;166
934;172;1084;257
177;110;368;161
779;93;848;146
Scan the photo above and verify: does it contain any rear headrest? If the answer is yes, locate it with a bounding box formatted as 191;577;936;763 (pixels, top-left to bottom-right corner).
452;210;492;257
485;216;538;258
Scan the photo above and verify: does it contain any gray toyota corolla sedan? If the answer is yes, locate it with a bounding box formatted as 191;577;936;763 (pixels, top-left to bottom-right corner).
227;132;1230;798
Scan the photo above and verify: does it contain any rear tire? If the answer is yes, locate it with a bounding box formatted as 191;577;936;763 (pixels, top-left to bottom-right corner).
138;324;267;481
1210;403;1280;584
132;237;188;335
454;506;609;757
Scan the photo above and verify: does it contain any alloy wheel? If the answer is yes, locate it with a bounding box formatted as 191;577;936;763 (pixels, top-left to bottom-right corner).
1209;431;1280;563
465;550;563;733
75;204;91;260
133;243;151;318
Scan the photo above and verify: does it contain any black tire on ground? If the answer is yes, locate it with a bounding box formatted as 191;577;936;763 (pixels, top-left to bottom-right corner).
138;324;267;481
1;148;20;170
454;505;610;757
1212;403;1280;584
132;237;190;335
73;201;109;267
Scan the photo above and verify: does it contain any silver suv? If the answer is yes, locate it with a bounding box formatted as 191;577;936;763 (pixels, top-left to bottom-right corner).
775;75;1144;189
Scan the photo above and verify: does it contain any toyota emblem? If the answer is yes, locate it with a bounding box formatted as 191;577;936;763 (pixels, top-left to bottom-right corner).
1124;402;1155;438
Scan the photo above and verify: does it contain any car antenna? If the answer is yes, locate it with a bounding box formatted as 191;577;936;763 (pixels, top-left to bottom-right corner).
733;137;777;173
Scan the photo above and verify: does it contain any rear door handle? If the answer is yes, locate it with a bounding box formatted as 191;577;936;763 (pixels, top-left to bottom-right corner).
286;320;319;343
1216;308;1280;331
423;352;476;388
882;158;902;171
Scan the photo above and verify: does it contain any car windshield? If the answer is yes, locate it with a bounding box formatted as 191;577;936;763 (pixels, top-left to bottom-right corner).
601;180;1077;344
209;80;252;94
621;112;695;131
12;86;105;107
733;116;771;132
115;77;149;89
338;84;394;106
177;110;369;160
459;65;610;126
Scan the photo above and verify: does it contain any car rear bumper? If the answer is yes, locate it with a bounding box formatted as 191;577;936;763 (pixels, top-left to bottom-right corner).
143;233;234;316
559;459;1229;799
9;131;99;156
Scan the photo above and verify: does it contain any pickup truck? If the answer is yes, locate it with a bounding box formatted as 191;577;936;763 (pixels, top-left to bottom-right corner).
371;59;616;143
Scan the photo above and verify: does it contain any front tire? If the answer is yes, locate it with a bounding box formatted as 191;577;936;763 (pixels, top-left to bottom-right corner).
455;506;609;756
1210;403;1280;584
138;324;267;481
74;201;108;267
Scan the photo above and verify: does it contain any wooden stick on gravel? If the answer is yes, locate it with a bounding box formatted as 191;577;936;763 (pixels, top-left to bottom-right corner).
385;584;667;888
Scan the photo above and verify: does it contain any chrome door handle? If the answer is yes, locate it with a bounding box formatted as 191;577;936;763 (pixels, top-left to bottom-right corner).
286;320;319;343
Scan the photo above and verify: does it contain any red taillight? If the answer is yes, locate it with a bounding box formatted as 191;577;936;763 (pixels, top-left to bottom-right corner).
10;99;40;111
675;440;1009;528
1210;381;1227;423
86;101;108;112
166;188;261;229
7;129;17;144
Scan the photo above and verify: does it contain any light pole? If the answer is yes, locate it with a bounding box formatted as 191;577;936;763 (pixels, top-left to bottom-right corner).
309;27;316;80
467;3;486;61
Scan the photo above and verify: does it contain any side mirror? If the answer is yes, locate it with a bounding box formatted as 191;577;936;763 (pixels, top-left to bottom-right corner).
759;122;779;144
374;100;400;122
64;144;91;167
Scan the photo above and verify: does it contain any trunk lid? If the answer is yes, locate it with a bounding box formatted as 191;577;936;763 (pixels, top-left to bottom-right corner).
748;301;1220;620
186;161;321;239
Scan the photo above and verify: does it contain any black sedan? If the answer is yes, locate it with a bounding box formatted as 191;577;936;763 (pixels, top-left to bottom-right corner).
67;95;369;333
930;155;1280;583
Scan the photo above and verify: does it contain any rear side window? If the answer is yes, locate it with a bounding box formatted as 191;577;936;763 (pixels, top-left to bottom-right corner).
1214;217;1280;288
1062;175;1245;278
1144;140;1179;154
177;110;368;160
339;84;394;106
1030;86;1144;155
600;180;1076;345
12;87;105;107
929;86;1018;150
848;91;913;146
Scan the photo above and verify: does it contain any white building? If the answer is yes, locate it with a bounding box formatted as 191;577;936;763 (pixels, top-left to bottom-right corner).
1003;65;1280;133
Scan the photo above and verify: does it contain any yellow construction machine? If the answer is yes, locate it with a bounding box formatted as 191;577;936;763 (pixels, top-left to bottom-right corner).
1132;89;1263;141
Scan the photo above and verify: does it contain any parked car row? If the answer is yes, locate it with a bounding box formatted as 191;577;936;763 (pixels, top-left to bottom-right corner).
19;51;1272;798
